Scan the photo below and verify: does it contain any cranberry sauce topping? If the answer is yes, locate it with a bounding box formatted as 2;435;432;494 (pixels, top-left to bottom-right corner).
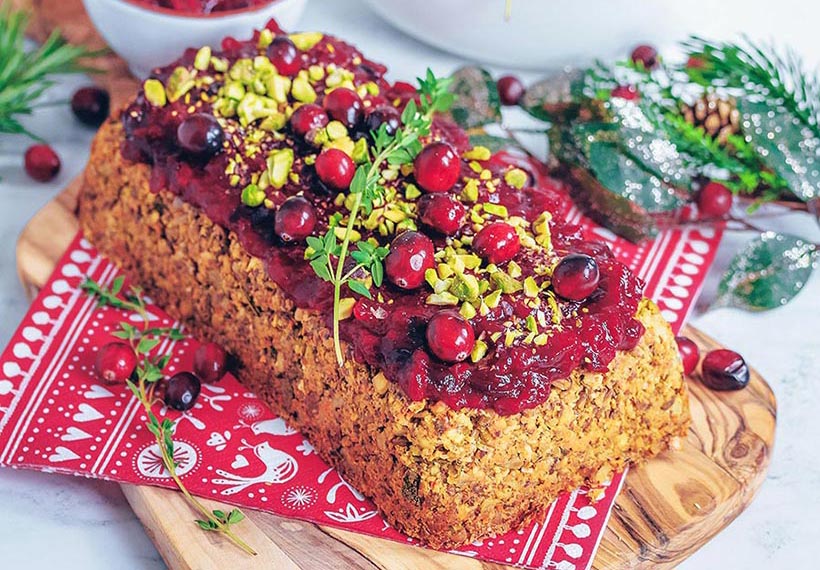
131;0;272;15
121;23;646;415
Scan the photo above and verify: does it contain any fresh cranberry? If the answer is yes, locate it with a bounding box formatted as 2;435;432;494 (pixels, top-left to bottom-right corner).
193;342;228;383
385;231;435;289
675;336;700;376
315;148;355;190
94;342;137;385
164;372;201;411
631;44;659;69
472;222;520;264
323;88;363;129
353;298;388;325
414;141;460;193
176;113;224;159
552;254;600;301
364;104;401;137
71;86;110;127
426;310;475;363
698;181;733;218
611;85;640;101
24;144;61;182
275;196;317;242
497;75;525;106
417;193;465;236
701;349;750;391
266;36;300;76
290;104;328;138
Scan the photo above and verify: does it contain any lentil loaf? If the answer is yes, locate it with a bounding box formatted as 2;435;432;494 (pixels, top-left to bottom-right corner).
79;120;690;548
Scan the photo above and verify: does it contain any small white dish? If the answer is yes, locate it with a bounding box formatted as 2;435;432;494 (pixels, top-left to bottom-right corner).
82;0;308;77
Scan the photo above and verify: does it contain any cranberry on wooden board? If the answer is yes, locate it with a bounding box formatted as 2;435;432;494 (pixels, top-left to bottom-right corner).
176;113;224;159
364;104;401;137
417;193;465;236
631;44;659;69
164;372;202;411
610;85;639;101
675;336;700;376
71;86;110;127
24;144;61;182
323;87;363;128
315;148;355;190
698;181;733;218
496;75;525;106
414;141;460;193
193;342;228;383
426;310;475;363
275;196;317;242
551;254;600;301
384;231;435;289
94;342;137;385
290;104;328;138
266;36;300;76
472;222;520;264
701;349;750;391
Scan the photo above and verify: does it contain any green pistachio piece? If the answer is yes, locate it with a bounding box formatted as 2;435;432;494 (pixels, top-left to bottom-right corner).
143;79;166;107
257;28;274;49
325;120;348;141
523;276;540;298
241;184;266;207
483;203;509;218
165;66;196;102
460;301;477;320
426;292;460;306
291;72;317;103
289;31;324;50
463;146;491;161
470;339;488;362
338;297;356;320
490;271;523;294
352;137;369;164
267;148;294;189
267;75;292;103
504;167;528;189
193;46;212;71
449;272;480;302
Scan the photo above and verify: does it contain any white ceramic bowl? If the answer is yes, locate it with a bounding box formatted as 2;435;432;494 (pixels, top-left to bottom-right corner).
362;0;812;70
82;0;307;77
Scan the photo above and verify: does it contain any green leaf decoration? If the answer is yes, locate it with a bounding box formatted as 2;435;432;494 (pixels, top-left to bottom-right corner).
347;279;372;299
716;232;818;311
446;66;501;129
520;68;592;123
737;98;820;202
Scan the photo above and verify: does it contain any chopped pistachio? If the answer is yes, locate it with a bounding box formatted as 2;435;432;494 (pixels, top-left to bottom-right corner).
545;292;563;325
325;120;348;140
402;183;421;201
292;72;317;103
523;276;539;298
333;226;361;242
290;31;324;50
242;184;265;208
166;66;196;102
257;28;274;48
491;271;522;294
193;46;212;71
525;314;538;334
458;254;482;270
425;268;439;289
143;79;166;107
484;288;502;309
460;302;477;320
504;167;528;189
426;292;459;306
462;146;491;161
479;169;492;181
338;297;356;320
490;330;502;343
383;208;406;223
470;339;488;362
266;75;291;103
461;178;479;203
483;203;508;218
253;55;274;72
534;333;549;346
258;113;287;132
504;330;518;347
437;263;454;279
308;65;325;81
352;137;369;163
267;148;294;189
210;56;229;72
223;81;246;101
449;272;480;302
324;136;355;156
507;260;522;278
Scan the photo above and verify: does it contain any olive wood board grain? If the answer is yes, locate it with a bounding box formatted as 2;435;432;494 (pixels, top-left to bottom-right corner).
15;178;777;570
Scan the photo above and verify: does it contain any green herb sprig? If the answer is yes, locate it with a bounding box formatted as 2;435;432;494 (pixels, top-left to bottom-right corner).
82;276;256;556
308;69;454;365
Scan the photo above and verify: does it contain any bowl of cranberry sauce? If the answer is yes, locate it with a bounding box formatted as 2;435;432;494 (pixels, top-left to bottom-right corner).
82;0;307;77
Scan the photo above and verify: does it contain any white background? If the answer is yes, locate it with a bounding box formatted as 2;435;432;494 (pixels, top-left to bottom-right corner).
0;1;818;568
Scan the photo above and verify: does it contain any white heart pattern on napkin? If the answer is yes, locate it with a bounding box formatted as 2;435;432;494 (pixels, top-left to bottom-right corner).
48;446;80;463
73;403;104;423
84;384;114;399
231;454;249;469
61;427;92;442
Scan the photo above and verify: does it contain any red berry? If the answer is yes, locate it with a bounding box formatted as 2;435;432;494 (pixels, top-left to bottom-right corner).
164;372;202;411
701;349;750;391
698;181;733;218
472;222;520;264
686;55;705;69
364;104;401;137
323;88;363;129
426;310;475;363
193;342;228;383
497;75;525;106
221;36;242;52
414;141;460;193
176;113;224;159
630;44;659;69
315;148;355;190
275;196;316;242
71;86;110;127
290;104;328;138
551;254;600;301
266;36;300;76
417;193;466;236
611;85;640;101
24;144;60;182
385;231;435;289
675;336;700;376
94;342;137;385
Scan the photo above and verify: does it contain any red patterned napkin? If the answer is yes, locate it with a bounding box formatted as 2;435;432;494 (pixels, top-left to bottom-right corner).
0;216;720;569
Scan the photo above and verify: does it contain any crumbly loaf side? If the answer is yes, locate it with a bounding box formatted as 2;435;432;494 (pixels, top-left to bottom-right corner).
79;121;690;549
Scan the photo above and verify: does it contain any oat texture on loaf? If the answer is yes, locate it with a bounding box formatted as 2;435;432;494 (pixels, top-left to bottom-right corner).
79;120;690;548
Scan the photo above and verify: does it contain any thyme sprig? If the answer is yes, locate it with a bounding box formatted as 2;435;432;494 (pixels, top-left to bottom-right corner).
82;276;256;556
308;69;454;365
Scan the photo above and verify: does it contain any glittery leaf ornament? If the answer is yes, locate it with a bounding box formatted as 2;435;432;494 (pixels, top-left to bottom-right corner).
446;66;502;129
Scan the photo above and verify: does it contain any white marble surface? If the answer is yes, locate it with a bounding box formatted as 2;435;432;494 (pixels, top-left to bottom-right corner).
1;1;819;568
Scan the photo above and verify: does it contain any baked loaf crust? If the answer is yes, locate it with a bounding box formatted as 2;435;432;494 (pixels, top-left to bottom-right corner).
80;121;690;548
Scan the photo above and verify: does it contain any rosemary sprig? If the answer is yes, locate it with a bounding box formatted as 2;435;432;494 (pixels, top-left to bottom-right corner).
82;276;256;556
307;69;454;365
0;3;98;138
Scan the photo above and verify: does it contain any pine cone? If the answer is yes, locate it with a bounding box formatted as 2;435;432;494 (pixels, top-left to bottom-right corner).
681;94;740;144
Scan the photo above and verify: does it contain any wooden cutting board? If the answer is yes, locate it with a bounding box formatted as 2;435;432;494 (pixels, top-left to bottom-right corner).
12;1;777;567
16;179;776;570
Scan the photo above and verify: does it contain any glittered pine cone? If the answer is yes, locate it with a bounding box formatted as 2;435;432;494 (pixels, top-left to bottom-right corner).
681;93;740;144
